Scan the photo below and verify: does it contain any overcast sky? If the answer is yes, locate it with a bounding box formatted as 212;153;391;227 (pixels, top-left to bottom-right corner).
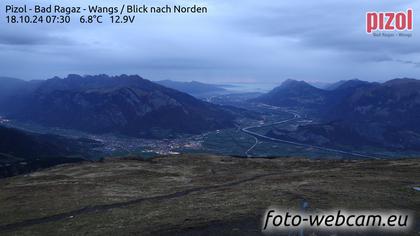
1;0;419;85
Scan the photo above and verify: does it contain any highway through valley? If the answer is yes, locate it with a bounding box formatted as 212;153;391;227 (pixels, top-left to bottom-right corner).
241;105;378;159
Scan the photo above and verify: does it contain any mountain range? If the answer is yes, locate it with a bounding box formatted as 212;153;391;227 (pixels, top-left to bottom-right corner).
251;79;376;109
0;75;236;138
1;74;419;153
254;78;420;151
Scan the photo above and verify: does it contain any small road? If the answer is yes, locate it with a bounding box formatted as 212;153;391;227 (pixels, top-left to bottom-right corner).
245;136;258;157
241;105;378;159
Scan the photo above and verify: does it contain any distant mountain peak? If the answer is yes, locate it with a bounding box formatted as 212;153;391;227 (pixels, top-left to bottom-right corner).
326;79;370;91
332;79;370;90
384;78;419;86
66;74;84;79
273;79;319;92
281;79;311;87
251;79;325;107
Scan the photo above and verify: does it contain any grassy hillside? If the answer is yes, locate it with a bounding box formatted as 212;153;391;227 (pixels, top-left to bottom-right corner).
0;155;419;235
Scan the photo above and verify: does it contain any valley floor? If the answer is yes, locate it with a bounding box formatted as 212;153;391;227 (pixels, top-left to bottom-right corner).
0;155;419;235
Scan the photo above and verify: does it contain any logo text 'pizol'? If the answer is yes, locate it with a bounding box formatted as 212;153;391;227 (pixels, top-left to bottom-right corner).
366;9;413;33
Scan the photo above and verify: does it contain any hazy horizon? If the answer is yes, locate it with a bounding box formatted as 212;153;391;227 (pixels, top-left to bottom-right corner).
1;73;417;93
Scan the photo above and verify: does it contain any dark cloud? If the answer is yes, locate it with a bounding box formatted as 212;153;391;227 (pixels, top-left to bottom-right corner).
396;59;420;67
0;31;74;46
0;33;46;45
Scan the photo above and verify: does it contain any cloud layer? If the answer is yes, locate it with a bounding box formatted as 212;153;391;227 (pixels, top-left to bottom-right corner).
1;0;419;85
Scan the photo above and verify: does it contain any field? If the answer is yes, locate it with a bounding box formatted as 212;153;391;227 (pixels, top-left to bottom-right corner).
0;155;419;235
